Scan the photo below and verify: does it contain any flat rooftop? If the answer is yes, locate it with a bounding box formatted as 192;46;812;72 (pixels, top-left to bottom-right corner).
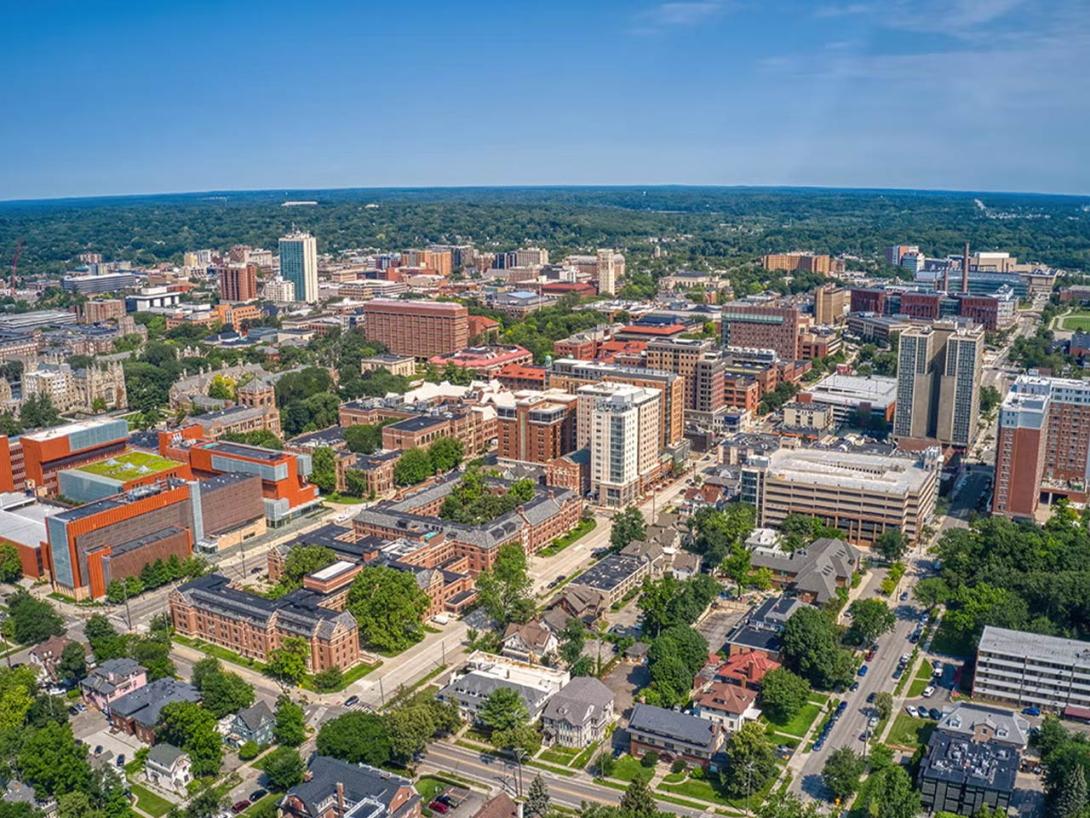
20;417;128;443
75;451;182;481
203;440;285;462
763;447;936;494
805;374;898;407
0;492;56;549
979;625;1090;668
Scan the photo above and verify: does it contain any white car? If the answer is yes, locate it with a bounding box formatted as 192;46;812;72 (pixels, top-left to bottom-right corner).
933;665;944;677
906;705;919;717
922;686;936;698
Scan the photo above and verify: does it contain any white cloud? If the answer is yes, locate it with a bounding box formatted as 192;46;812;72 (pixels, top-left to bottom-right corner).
630;1;732;33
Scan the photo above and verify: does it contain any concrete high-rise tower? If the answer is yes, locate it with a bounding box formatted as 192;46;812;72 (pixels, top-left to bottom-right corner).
278;232;318;303
597;249;617;296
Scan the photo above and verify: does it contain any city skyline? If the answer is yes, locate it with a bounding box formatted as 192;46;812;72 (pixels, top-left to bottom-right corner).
3;0;1089;200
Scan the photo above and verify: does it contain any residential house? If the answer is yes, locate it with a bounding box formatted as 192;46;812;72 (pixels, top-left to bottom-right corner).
692;683;761;733
553;585;607;624
723;596;805;660
81;658;147;712
501;621;559;665
714;652;781;690
628;703;723;770
280;756;422;818
108;678;201;744
541;677;615;748
747;537;860;605
228;700;276;748
438;652;569;723
28;634;75;682
145;743;192;796
670;552;702;580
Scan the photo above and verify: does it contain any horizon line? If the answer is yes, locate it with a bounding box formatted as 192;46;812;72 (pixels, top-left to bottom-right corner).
3;182;1090;207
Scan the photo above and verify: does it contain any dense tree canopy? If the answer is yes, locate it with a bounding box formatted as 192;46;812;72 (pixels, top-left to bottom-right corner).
346;565;429;652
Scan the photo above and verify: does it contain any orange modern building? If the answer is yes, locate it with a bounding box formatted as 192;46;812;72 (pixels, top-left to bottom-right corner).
46;478;196;600
160;428;320;525
15;418;131;495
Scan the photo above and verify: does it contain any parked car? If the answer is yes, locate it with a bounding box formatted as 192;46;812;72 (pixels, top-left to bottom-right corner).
900;592;909;601
116;754;125;767
849;681;860;692
232;801;251;814
429;802;450;814
94;745;103;756
929;708;943;720
906;705;919;718
868;716;879;729
1023;706;1042;716
250;789;267;802
922;686;936;698
344;696;359;708
866;692;877;704
857;665;869;677
866;647;877;661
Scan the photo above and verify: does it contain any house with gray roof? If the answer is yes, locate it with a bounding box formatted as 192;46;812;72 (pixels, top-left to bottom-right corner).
748;537;860;604
81;657;147;711
228;700;276;747
936;703;1030;749
108;678;201;744
280;756;421;818
628;703;723;769
145;743;191;795
542;677;615;747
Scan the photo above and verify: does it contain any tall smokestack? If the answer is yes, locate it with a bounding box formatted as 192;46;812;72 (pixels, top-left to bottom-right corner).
962;241;970;293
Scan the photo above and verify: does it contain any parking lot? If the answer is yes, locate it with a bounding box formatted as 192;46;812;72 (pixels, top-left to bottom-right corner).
695;598;750;651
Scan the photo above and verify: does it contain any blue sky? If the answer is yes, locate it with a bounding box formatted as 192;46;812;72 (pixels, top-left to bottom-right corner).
2;0;1088;199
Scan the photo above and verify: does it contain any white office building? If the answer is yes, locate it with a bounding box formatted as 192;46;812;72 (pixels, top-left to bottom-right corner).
278;232;318;303
581;382;660;507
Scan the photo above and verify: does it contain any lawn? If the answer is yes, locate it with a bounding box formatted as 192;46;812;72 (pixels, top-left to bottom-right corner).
907;660;934;698
79;450;181;480
886;714;935;749
539;518;597;557
539;745;581;766
130;783;173;818
659;776;775;811
763;702;823;738
1059;312;1090;331
241;793;279;817
610;754;654;784
415;776;450;803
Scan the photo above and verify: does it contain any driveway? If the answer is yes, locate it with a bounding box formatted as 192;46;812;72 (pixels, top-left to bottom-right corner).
601;659;650;723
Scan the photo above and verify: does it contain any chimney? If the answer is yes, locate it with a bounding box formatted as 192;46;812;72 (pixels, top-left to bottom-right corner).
962;241;970;293
337;782;346;816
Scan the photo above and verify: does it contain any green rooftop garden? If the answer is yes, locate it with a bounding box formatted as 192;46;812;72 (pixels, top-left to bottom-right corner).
78;450;182;481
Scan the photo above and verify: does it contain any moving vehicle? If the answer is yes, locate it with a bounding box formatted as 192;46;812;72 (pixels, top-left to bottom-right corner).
344;696;359;708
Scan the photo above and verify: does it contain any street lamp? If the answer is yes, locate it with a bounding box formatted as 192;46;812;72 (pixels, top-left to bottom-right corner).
512;747;527;798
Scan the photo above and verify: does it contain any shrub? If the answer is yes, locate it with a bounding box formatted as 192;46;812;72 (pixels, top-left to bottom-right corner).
641;751;659;768
238;741;261;760
671;759;687;774
313;667;344;692
597;752;616;777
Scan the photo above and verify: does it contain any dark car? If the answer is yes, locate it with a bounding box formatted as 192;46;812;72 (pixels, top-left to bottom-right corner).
94;745;103;756
429;801;450;814
232;801;251;814
250;789;268;802
849;681;860;692
866;692;877;703
116;754;125;767
929;708;943;720
344;695;359;708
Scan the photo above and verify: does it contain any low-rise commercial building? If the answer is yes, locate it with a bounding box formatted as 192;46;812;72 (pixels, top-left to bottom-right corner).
628;704;722;770
439;652;570;722
799;373;898;425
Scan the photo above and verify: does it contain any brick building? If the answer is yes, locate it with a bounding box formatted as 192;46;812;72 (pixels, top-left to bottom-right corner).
362;300;469;358
496;391;578;465
217;264;259;302
721;302;802;360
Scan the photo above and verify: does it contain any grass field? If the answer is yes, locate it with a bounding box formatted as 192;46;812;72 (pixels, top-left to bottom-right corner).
79;450;180;480
130;783;173;817
886;714;934;749
539;518;597;557
908;660;934;697
763;701;824;738
1059;312;1090;331
610;754;655;784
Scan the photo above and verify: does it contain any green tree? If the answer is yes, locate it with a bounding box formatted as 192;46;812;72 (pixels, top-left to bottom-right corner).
266;636;310;685
196;666;255;718
618;776;659;818
874;691;893;722
394;447;434;486
344;423;385;454
857;766;921;818
316;711;392;766
610;506;646;552
559;617;586;666
283;545;337;585
158;700;223;776
263;746;306;790
57;641;88;685
913;577;950;609
130;634;175;680
781;606;855;690
346;565;429;652
17;722;92;797
688;504;755;567
718;722;778;800
310;446;338;493
5;590;64;645
1056;763;1088;818
759;668;811;723
84;613;129;661
273;696;306;746
312;667;344;692
20;393;62;429
721;542;751;595
0;542;22;582
427;436;464;473
492;722;542;756
755;793;830;818
183;787;227;818
980;385;1001;414
526;775;550;818
846;599;896;646
478;687;529;733
874;529;908;562
475;543;535;626
821;747;865;802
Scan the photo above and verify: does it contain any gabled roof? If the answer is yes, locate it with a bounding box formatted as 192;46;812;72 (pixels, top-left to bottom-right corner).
694;682;758;716
287;756;418;818
503;621;556;652
236;700;275;733
146;743;187;768
715;652;781;685
542;677;614;727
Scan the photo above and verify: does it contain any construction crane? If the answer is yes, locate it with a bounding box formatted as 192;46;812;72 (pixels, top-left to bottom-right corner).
10;239;23;291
